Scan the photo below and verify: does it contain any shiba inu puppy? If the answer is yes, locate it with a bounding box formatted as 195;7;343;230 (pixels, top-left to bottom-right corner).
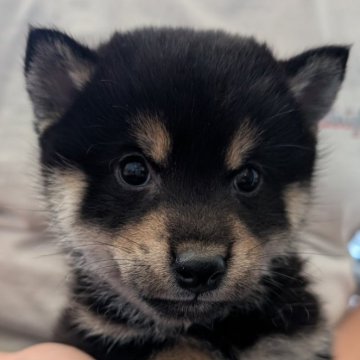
24;27;348;359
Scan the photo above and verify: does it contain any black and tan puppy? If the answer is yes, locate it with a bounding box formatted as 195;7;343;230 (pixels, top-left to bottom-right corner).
24;27;348;359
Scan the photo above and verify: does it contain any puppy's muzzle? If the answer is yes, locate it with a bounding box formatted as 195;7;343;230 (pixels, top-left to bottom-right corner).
173;251;226;294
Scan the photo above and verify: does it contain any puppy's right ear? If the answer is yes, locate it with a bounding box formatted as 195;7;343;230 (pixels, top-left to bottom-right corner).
25;28;97;134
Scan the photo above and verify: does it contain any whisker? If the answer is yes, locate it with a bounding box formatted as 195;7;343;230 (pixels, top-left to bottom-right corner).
263;144;314;151
92;263;149;272
263;108;296;121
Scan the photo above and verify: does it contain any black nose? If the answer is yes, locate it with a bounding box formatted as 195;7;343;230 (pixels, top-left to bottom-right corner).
173;252;226;294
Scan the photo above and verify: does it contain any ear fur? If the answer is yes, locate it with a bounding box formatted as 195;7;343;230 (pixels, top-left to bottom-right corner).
24;28;97;134
282;46;350;125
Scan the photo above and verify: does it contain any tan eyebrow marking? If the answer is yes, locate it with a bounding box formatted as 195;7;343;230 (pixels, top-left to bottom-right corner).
131;114;172;164
225;118;259;170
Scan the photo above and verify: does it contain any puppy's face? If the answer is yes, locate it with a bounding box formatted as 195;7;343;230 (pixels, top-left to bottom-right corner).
25;28;348;323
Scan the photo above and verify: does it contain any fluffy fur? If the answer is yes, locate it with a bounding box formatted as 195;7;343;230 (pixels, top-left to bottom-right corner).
24;27;348;359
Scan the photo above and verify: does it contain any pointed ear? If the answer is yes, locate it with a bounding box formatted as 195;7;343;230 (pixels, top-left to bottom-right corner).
282;46;350;125
24;28;97;134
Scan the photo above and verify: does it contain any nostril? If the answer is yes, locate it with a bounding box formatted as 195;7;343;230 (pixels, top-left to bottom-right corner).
208;270;225;286
176;267;198;284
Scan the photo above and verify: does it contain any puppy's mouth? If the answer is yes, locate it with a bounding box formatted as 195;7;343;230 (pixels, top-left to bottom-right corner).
143;296;228;321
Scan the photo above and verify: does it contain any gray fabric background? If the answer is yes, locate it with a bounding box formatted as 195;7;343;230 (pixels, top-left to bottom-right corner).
0;0;359;351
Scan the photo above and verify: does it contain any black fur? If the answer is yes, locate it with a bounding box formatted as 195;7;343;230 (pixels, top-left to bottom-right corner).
25;27;96;74
189;256;321;358
24;27;348;359
58;256;320;360
55;313;171;360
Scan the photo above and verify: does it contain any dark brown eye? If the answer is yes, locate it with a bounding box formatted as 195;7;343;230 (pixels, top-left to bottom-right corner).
117;155;150;187
233;166;260;194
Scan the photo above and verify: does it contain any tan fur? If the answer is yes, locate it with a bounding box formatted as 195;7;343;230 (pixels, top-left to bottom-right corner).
46;170;187;326
46;168;287;330
111;209;266;304
70;301;145;341
283;182;310;230
132;114;171;164
152;340;215;360
220;217;265;300
225;118;260;170
112;209;177;298
47;169;88;230
175;242;227;259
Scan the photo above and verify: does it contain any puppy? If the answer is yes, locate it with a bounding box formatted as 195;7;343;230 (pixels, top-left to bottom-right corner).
24;27;348;360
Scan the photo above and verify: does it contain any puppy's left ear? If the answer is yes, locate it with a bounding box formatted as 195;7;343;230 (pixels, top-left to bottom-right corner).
24;27;97;134
282;46;350;125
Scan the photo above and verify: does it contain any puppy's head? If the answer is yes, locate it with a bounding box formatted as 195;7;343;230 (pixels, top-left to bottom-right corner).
25;28;348;323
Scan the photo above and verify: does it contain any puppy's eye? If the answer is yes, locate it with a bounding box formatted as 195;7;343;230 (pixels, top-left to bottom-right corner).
116;155;150;187
233;166;260;194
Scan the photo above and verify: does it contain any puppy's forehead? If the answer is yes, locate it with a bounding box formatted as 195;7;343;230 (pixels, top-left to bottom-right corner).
130;112;259;171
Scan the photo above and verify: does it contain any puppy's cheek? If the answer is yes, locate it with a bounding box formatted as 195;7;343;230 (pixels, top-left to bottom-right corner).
46;169;87;233
45;169;123;278
45;170;174;296
112;210;175;297
221;218;288;300
283;182;311;230
218;219;264;300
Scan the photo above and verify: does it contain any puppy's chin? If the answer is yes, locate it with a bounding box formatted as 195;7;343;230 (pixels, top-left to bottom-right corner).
143;297;230;322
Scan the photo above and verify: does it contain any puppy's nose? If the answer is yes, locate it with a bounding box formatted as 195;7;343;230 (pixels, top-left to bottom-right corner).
173;252;226;294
